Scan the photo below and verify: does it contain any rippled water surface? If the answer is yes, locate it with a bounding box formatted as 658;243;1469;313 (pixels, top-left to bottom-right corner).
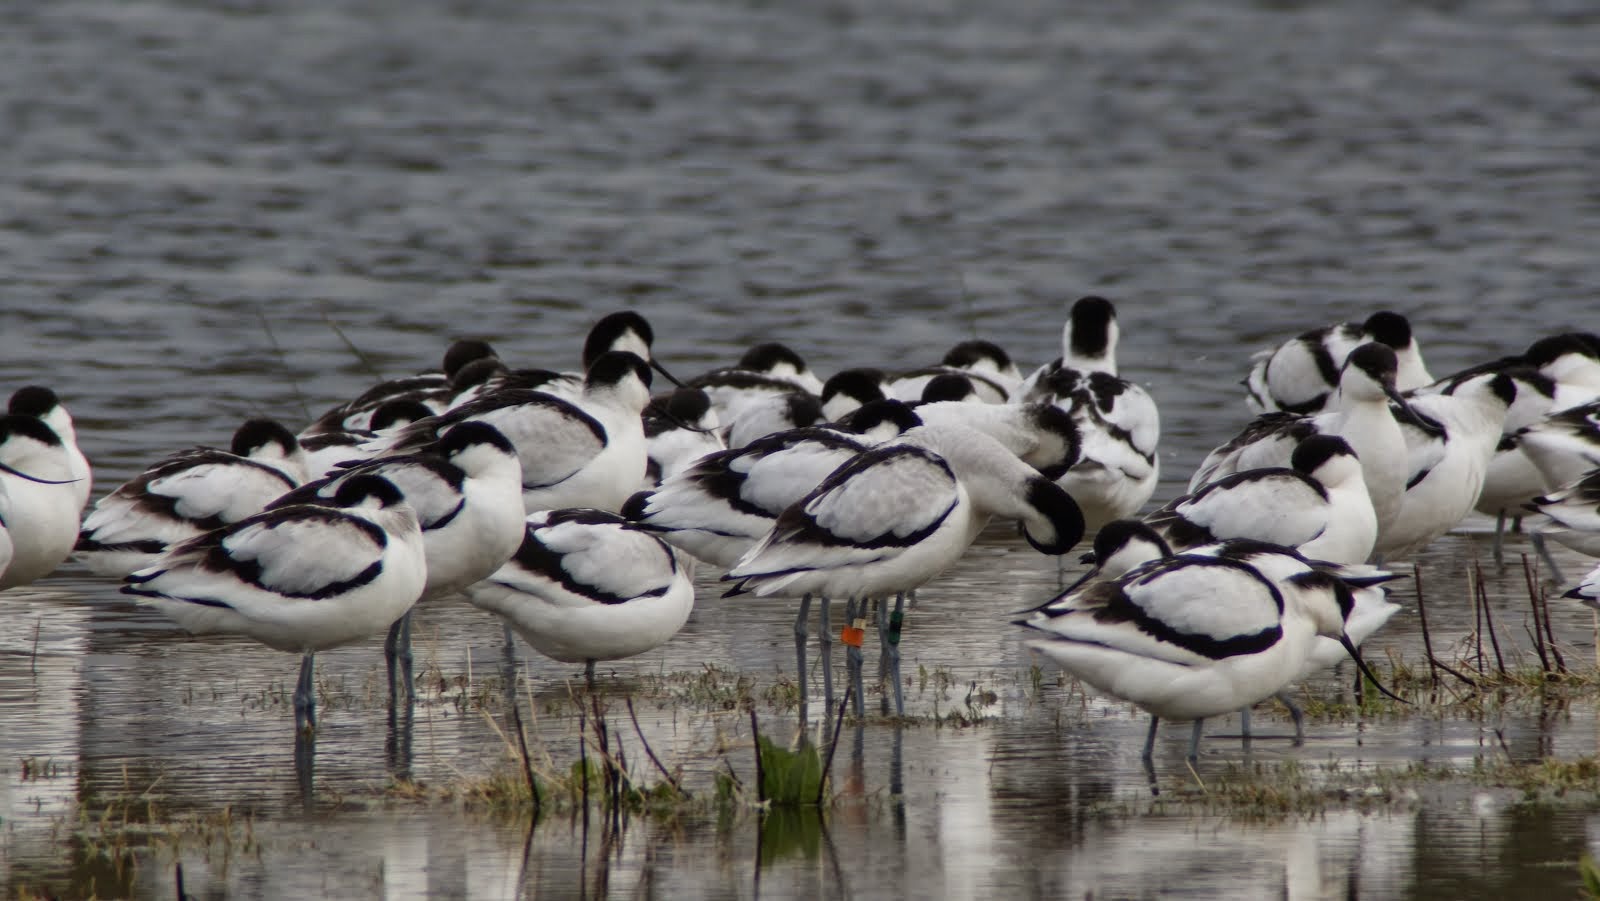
4;0;1600;898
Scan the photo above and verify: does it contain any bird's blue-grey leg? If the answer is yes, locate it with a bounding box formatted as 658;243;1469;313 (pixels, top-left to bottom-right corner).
1239;706;1252;742
585;659;597;690
385;611;414;700
845;598;865;718
819;596;834;712
1276;692;1306;745
1142;715;1160;761
876;596;890;716
1187;719;1205;762
795;593;812;712
385;616;402;698
294;652;317;734
1531;531;1564;584
1492;509;1508;567
399;612;414;697
501;620;518;672
294;726;316;812
888;592;905;717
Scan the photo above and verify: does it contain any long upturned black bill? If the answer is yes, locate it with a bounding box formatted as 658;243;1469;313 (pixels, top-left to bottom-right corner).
649;357;686;388
1387;387;1444;437
1342;634;1409;704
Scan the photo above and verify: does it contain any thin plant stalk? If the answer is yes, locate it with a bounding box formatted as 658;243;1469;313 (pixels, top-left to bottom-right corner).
626;695;684;796
817;685;853;806
750;707;766;805
1521;554;1552;674
1474;559;1507;677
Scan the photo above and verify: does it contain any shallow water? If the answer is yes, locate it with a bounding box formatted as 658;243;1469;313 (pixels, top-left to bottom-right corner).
4;0;1600;898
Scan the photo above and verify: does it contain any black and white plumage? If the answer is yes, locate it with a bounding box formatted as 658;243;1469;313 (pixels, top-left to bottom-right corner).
1243;311;1432;415
724;423;1084;716
1145;435;1376;566
526;311;684;401
298;398;436;481
1528;470;1600;560
373;351;655;515
123;474;427;732
917;373;981;405
642;387;724;487
1017;363;1160;530
1015;296;1123;397
1375;371;1516;560
0;415;82;590
885;340;1022;405
1053;519;1176;597
1018;543;1365;761
272;421;525;597
626;405;920;569
75;419;307;578
691;343;825;397
1519;399;1600;501
8;386;91;511
1422;335;1600;549
910;400;1081;482
687;343;822;430
302;338;498;436
1192;343;1422;537
1045;533;1401;685
722;391;825;449
1563;562;1600;608
465;508;694;679
689;423;1086;598
275;421;525;697
819;368;889;421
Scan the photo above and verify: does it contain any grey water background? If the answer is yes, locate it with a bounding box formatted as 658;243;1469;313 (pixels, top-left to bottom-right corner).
2;0;1600;898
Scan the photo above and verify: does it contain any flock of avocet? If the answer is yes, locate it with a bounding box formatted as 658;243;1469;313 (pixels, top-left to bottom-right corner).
4;303;1600;763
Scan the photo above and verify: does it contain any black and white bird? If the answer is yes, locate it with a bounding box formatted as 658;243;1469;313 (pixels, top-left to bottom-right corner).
1017;364;1160;531
0;415;82;590
1519;399;1600;504
1243;311;1432;415
1038;533;1402;737
465;508;695;684
1192;343;1425;539
1016;295;1124;393
269;421;526;694
521;311;685;401
626;402;924;569
8;386;91;511
76;419;309;577
819;368;889;421
123;474;427;733
1421;334;1600;558
916;373;983;405
688;342;823;430
722;391;826;449
897;400;1080;486
1144;435;1376;566
298;398;436;481
690;342;825;396
1018;544;1376;762
885;340;1022;405
1528;469;1600;581
1563;562;1600;608
724;424;1085;716
642;387;724;487
302;338;499;436
1374;371;1516;560
372;351;656;515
